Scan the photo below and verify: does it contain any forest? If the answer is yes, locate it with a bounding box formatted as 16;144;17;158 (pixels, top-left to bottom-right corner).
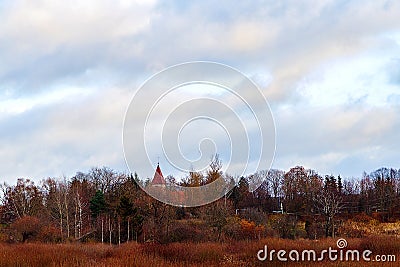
1;156;400;245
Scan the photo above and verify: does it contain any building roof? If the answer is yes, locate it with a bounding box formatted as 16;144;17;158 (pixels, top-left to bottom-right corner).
151;163;166;186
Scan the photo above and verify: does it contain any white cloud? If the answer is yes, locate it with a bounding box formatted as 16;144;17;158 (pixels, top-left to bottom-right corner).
0;87;93;116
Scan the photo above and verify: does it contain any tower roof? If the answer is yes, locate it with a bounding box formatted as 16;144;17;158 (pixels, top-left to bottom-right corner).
151;163;166;186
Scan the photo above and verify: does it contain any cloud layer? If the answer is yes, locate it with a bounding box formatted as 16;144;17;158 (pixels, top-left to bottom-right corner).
1;0;400;183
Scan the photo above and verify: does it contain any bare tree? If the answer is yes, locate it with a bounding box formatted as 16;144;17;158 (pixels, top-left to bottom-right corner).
314;181;343;238
89;167;124;193
2;179;43;220
206;154;222;184
204;199;231;241
42;178;70;239
73;188;84;239
267;169;284;200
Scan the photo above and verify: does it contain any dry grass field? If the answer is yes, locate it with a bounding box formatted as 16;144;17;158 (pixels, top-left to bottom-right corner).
0;236;399;267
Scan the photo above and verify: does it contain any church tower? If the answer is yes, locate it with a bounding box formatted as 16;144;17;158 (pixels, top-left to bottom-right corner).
151;163;166;186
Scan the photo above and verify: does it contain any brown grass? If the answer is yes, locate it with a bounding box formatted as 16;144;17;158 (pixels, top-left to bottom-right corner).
0;236;399;266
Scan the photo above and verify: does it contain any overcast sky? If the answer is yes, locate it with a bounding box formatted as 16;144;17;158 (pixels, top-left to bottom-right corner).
1;0;400;184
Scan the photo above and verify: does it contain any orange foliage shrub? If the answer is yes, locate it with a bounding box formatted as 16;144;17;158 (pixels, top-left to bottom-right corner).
223;217;266;240
339;213;388;238
38;225;62;243
11;216;41;242
352;213;377;223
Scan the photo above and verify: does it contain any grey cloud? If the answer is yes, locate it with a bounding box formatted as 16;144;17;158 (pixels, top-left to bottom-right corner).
274;103;400;177
2;0;399;97
1;0;400;183
140;1;400;104
0;0;155;95
0;87;131;183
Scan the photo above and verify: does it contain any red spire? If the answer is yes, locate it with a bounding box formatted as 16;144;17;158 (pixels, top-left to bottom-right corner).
151;163;166;186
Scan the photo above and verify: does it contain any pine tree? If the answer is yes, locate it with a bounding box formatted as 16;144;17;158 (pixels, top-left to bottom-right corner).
90;190;106;219
337;175;343;194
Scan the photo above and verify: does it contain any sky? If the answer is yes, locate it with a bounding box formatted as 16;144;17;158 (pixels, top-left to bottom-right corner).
0;0;400;184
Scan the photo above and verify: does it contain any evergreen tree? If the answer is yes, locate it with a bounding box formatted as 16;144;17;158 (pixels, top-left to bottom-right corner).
117;195;143;241
337;175;343;194
90;190;106;219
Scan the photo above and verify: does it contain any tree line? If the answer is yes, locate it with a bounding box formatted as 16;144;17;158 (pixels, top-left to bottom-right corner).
1;160;400;243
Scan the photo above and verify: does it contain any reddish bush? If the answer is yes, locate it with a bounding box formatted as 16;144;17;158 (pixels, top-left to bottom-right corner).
38;225;62;243
223;217;266;240
11;216;41;242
